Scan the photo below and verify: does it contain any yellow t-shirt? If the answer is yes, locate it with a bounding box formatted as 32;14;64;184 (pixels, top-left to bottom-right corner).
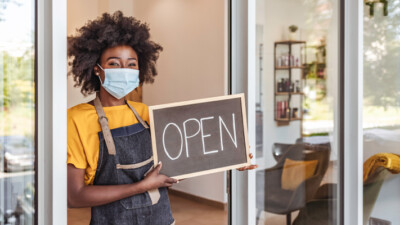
67;101;149;185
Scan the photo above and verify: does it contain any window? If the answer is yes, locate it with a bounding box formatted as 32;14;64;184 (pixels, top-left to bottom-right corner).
363;1;400;224
0;0;36;224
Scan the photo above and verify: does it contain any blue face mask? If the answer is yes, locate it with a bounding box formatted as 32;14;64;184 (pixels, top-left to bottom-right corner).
97;64;140;99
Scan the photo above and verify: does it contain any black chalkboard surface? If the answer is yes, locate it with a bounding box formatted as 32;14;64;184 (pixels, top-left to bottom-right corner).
149;94;250;179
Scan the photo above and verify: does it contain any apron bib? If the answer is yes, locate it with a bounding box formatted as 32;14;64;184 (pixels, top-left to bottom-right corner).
89;96;175;225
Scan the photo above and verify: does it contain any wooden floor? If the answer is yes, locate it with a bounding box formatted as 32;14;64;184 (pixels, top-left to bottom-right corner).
68;163;337;225
68;193;227;225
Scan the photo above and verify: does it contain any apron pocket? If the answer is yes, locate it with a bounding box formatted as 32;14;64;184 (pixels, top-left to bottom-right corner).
116;160;156;209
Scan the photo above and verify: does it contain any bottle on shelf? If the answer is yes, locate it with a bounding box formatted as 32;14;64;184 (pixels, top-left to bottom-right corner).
295;80;300;92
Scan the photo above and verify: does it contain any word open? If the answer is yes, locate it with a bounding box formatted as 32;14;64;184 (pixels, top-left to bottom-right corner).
161;114;238;160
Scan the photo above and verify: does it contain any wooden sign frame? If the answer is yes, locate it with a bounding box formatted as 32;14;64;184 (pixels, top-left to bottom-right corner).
148;94;251;179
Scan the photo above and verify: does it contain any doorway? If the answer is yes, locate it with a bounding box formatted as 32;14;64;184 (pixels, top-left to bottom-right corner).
66;1;229;224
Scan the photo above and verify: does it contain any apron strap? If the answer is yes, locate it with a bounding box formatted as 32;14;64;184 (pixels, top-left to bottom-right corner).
93;95;117;155
126;101;149;129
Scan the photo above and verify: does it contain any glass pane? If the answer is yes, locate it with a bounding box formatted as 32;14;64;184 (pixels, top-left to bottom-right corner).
0;0;36;224
363;1;400;224
255;0;340;224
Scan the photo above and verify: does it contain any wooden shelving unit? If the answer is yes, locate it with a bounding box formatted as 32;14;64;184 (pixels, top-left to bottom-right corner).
274;40;306;125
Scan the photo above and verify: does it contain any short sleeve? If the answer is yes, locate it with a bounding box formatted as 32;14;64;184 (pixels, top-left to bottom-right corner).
67;109;88;169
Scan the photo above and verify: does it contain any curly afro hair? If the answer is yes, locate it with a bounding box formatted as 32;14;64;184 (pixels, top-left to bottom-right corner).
68;11;163;96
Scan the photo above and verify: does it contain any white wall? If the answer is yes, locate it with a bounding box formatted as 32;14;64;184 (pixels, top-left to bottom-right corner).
131;0;228;203
67;0;98;108
67;0;227;203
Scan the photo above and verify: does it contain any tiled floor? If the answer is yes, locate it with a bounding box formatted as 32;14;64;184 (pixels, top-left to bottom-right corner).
67;193;227;225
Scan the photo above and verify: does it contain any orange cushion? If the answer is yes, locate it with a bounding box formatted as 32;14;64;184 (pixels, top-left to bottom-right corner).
281;158;318;191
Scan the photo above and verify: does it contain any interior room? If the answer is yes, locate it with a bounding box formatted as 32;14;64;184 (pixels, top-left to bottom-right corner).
67;0;228;224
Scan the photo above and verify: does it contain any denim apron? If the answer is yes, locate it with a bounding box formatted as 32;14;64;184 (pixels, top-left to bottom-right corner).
90;96;175;225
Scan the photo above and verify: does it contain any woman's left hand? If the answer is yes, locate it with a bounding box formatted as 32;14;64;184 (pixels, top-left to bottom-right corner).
237;153;258;171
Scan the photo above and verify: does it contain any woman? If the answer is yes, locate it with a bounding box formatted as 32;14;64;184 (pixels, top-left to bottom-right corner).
67;11;256;225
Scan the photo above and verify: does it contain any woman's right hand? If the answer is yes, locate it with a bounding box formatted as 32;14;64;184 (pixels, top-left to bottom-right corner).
143;162;177;189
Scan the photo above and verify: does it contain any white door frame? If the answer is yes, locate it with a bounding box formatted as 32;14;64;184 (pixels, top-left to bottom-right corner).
229;0;256;224
37;0;67;224
343;0;363;225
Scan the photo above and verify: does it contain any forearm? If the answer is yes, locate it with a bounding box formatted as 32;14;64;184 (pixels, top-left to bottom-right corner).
68;181;149;208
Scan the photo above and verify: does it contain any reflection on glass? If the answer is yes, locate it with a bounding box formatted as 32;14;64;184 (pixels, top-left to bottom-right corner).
255;0;339;224
0;0;36;224
363;1;400;225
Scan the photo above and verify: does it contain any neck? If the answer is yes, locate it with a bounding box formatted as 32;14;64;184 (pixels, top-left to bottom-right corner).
98;89;125;107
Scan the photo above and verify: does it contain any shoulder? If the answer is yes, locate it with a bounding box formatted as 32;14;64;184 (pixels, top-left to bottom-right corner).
126;101;149;122
67;103;95;122
126;101;148;112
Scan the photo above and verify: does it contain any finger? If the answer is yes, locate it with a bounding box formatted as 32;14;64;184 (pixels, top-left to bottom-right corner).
249;153;253;159
155;161;162;172
247;165;258;169
165;177;177;184
237;164;258;171
164;182;173;187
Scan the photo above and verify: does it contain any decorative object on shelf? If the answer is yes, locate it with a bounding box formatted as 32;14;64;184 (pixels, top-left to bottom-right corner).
274;40;306;125
288;25;298;41
292;108;299;119
365;0;388;17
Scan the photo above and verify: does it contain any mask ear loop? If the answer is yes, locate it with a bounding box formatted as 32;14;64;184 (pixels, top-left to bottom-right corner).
97;63;105;71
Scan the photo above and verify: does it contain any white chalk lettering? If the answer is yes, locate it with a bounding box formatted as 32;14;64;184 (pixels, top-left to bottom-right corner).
200;116;219;155
162;123;183;160
219;113;237;150
183;118;201;157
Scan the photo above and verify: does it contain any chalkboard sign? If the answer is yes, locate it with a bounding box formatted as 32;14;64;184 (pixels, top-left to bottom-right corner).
149;94;250;179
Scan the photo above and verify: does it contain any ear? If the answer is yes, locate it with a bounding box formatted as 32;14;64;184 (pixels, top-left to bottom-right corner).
93;65;100;76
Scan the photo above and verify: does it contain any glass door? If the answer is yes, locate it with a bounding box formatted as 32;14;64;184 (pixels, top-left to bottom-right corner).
0;0;37;224
362;1;400;224
254;0;341;224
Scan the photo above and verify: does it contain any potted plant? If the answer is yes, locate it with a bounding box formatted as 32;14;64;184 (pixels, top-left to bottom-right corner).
288;25;298;40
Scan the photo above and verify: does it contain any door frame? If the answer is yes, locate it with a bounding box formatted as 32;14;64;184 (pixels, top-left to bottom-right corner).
342;0;363;225
37;0;68;224
228;0;257;224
